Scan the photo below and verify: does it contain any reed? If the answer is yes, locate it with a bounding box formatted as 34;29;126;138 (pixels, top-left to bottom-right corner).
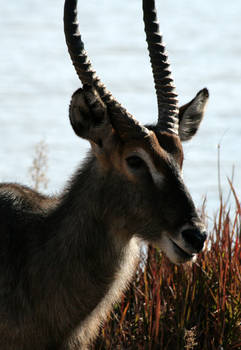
95;184;241;349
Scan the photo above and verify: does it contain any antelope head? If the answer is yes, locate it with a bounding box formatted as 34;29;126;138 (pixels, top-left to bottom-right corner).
64;0;208;264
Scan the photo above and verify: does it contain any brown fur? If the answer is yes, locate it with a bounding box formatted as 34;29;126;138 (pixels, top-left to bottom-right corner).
0;0;209;347
0;88;207;349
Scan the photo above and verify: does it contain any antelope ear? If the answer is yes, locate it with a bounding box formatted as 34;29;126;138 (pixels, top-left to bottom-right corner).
69;86;112;148
178;88;209;141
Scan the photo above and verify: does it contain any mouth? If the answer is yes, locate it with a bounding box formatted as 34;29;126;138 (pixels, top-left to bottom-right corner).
170;238;194;261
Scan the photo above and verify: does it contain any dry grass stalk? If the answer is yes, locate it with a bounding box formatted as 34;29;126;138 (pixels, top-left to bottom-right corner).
29;140;48;191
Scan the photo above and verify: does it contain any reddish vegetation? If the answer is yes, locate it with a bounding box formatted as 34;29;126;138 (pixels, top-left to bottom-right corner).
95;188;241;349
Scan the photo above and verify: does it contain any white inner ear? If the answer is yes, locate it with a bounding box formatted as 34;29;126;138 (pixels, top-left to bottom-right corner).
132;148;165;186
179;91;209;142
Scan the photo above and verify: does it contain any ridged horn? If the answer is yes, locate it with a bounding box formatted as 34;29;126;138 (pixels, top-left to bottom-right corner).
143;0;179;134
64;0;150;139
64;0;112;104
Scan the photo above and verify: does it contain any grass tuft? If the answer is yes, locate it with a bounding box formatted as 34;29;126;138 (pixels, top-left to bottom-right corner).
94;183;241;349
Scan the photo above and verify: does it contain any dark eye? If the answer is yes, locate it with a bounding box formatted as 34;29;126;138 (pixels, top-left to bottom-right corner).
126;156;145;169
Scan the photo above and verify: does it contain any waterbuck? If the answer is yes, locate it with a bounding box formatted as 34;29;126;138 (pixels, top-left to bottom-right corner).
0;0;209;348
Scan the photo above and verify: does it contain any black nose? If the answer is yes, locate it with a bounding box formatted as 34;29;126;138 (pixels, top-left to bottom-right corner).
182;229;207;252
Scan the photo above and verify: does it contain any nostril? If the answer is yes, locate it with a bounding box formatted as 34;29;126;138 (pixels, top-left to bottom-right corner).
202;230;208;241
182;229;207;252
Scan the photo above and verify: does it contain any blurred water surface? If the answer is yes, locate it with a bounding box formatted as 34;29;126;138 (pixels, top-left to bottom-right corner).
0;0;241;217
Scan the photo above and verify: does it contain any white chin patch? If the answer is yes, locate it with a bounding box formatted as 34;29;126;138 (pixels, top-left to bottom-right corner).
155;234;195;264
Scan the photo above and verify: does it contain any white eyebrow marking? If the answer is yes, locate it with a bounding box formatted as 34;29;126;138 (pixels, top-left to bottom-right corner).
132;148;165;186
